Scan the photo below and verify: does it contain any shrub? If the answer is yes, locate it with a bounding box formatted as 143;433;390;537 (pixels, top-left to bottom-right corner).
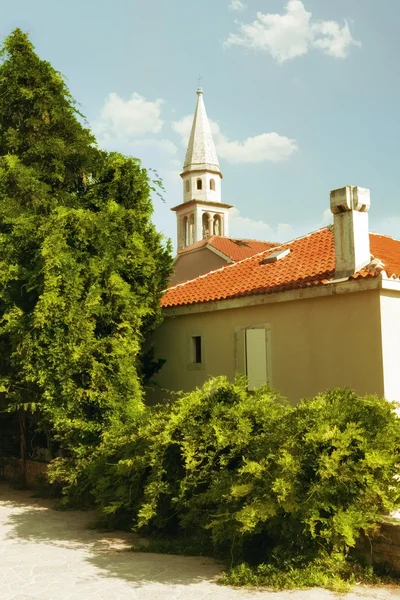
133;382;400;564
48;377;400;589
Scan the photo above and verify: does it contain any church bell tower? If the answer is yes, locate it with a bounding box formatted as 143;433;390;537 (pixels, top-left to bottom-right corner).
171;88;232;250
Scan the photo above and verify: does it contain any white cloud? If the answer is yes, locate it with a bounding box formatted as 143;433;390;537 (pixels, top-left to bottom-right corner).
312;20;359;59
224;0;360;63
229;0;247;12
93;92;164;142
172;115;297;164
171;115;193;144
218;130;297;163
92;91;178;163
230;207;295;242
321;208;332;226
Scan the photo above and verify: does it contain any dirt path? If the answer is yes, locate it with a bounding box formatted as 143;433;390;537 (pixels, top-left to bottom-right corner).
0;484;398;600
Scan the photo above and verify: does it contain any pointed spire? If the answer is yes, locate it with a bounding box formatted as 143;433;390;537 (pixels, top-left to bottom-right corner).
182;89;222;175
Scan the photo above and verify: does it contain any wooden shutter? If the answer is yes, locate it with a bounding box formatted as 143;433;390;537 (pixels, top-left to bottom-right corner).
246;328;267;391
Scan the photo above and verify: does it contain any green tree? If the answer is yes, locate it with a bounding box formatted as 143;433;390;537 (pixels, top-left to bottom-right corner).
0;29;172;479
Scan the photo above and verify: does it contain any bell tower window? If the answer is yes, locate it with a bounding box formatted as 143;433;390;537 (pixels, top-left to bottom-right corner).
185;180;190;193
196;178;202;190
183;216;189;247
189;213;195;245
210;179;215;191
213;214;222;236
202;213;210;239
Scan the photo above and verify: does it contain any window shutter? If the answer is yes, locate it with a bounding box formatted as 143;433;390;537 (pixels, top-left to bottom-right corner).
234;328;246;376
246;328;268;391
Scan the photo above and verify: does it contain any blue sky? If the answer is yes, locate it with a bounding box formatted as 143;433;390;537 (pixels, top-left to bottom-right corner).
2;0;400;248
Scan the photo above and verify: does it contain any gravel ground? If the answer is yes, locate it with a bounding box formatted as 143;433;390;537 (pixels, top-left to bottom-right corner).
0;483;399;600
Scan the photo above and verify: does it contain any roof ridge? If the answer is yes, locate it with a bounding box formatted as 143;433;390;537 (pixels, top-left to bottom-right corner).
177;235;278;257
223;237;277;244
164;227;330;293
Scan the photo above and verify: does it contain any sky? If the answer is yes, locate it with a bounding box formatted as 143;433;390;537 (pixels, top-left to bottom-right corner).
1;0;400;249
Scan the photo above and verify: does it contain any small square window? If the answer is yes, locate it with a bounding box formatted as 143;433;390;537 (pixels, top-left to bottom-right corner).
187;333;204;370
192;336;202;364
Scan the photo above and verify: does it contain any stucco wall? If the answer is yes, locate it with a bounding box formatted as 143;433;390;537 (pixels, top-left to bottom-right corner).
379;290;400;402
170;248;227;286
149;289;384;405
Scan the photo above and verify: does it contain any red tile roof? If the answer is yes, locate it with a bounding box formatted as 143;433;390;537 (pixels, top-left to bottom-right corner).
162;228;400;308
368;234;400;277
177;235;277;262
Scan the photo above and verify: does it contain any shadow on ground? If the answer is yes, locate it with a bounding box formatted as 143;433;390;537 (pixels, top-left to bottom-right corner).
3;484;400;600
0;484;223;590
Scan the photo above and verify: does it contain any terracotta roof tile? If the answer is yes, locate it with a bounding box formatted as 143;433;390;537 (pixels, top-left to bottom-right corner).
177;235;276;261
162;229;400;308
369;233;400;277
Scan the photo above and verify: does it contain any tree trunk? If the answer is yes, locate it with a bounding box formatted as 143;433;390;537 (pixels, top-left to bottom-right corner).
19;409;27;487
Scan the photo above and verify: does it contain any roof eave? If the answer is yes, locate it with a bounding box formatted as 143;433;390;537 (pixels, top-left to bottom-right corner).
181;165;223;178
162;274;386;316
171;199;233;212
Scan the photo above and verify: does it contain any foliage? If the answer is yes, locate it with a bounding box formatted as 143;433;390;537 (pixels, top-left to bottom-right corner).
0;29;172;461
220;555;389;592
51;376;400;589
130;533;214;558
0;414;19;460
134;381;400;561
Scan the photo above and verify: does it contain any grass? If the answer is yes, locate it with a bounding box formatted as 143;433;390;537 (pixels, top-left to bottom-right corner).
132;536;400;594
220;557;400;593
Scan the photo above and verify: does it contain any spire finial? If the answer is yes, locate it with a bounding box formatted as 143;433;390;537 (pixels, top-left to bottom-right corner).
197;74;203;94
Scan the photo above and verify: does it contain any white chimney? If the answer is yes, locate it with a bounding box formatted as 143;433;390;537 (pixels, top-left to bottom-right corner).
330;185;371;279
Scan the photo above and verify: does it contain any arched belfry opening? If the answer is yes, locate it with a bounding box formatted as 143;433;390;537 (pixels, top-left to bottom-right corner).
189;214;195;245
213;214;222;236
183;216;189;247
202;213;210;239
182;217;189;248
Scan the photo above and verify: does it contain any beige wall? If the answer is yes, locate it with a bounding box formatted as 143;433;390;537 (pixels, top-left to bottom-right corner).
170;248;227;285
380;290;400;402
149;289;385;405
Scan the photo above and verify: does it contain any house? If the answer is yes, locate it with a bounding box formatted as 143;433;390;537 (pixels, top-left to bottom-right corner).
149;91;400;405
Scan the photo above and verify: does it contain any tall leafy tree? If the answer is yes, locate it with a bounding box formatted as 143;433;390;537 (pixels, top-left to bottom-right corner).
0;29;172;476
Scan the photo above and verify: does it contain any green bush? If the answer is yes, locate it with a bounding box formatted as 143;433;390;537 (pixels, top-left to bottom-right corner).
48;377;400;589
135;380;400;560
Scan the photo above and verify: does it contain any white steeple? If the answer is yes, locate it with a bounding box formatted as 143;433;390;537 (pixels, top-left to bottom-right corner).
171;88;232;251
183;88;222;176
